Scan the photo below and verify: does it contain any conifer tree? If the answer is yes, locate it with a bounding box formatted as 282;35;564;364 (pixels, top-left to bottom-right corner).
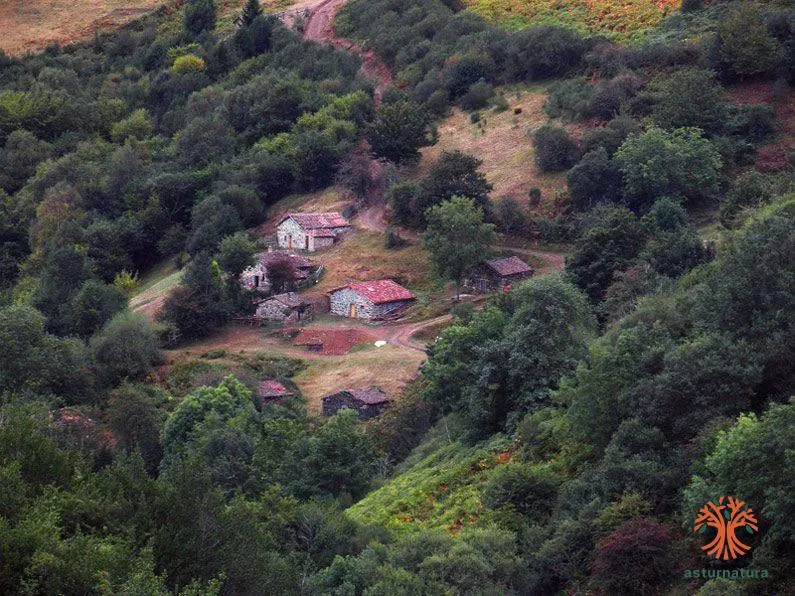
241;0;263;26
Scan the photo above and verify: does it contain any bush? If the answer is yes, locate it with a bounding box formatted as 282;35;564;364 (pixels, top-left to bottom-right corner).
590;518;678;595
566;148;622;211
497;196;528;235
532;125;580;173
459;79;493;111
172;54;206;74
90;311;161;386
483;462;560;517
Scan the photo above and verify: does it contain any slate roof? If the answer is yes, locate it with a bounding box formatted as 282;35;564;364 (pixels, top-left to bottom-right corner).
486;256;533;277
271;293;305;308
258;380;293;399
280;212;350;230
330;279;416;305
258;251;313;269
348;387;390;405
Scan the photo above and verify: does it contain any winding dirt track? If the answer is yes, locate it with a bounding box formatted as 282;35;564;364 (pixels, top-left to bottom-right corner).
298;0;393;102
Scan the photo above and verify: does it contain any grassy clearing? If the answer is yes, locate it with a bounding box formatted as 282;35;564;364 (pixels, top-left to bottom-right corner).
292;343;426;412
347;433;512;534
129;265;183;320
417;85;572;211
164;324;426;414
0;0;164;55
304;229;436;298
464;0;680;41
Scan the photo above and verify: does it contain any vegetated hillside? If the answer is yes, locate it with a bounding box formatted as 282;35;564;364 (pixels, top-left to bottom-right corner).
466;0;680;40
1;0;794;593
338;197;794;594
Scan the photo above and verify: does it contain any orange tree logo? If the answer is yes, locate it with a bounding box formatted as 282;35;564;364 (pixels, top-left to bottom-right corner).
694;496;759;560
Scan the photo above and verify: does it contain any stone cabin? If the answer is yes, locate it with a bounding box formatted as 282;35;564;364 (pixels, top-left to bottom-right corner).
276;212;351;252
328;279;416;320
322;387;392;420
257;380;294;409
468;256;534;293
240;251;314;292
254;292;312;323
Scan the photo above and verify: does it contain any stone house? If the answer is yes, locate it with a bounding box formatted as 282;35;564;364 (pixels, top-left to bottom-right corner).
467;256;534;293
328;279;416;320
322;387;392;420
257;380;294;409
254;292;312;323
276;212;351;252
240;251;315;292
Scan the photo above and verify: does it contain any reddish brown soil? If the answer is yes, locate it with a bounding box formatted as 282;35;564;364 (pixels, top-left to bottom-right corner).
293;327;377;355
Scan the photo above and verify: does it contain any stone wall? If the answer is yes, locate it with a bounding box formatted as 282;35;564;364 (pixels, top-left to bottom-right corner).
277;218;307;250
255;299;293;321
308;235;335;251
329;288;377;318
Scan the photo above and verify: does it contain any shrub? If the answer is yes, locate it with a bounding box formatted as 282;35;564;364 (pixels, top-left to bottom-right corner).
726;103;775;144
567;148;622;211
614;126;722;210
459;79;493;111
497;196;528;235
590;518;678;595
680;0;702;12
90;311;162;386
532;125;580;173
483;462;560;517
172;54;206;74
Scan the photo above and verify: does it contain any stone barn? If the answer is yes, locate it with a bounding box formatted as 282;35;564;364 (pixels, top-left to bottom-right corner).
322;387;392;420
257;380;294;409
241;251;314;291
253;292;312;323
328;279;416;320
468;256;534;293
276;213;351;252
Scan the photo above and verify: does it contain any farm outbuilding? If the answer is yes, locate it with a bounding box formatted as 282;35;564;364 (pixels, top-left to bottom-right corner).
328;279;416;320
322;387;392;420
240;251;315;292
467;256;534;293
276;213;351;252
253;292;312;324
257;380;294;408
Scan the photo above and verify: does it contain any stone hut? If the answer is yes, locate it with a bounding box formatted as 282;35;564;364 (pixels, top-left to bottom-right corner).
257;380;294;409
328;279;416;320
240;251;314;292
322;387;392;420
276;213;351;252
254;292;312;323
468;256;534;293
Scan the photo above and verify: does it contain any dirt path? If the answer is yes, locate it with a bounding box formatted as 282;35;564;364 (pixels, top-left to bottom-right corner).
298;0;393;102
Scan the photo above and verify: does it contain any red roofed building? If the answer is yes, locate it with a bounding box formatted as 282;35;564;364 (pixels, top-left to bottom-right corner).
328;279;416;320
276;212;351;252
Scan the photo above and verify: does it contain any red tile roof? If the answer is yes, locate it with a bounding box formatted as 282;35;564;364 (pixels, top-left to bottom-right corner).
281;212;350;230
486;256;533;277
258;380;293;399
333;279;416;305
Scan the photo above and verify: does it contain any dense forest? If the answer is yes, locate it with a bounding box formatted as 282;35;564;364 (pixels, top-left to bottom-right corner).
0;0;793;593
